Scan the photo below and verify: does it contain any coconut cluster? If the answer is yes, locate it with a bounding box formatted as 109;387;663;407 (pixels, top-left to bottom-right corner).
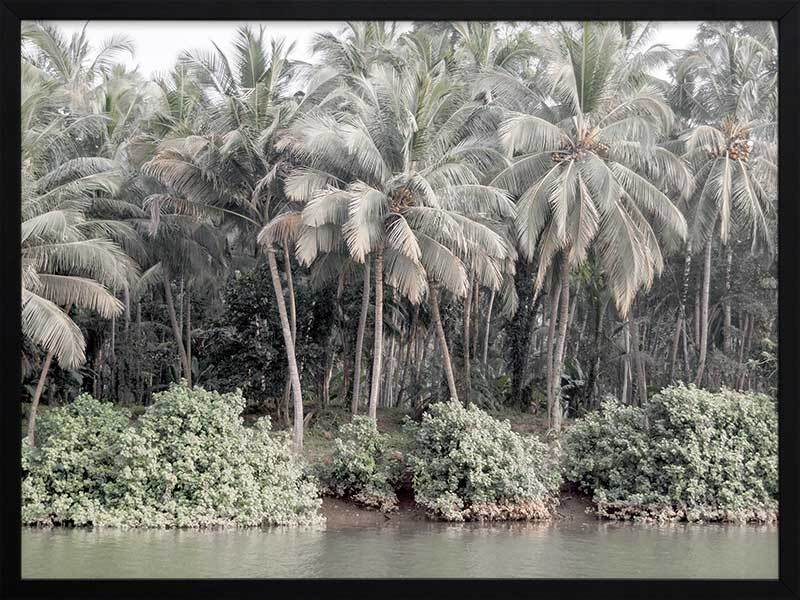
726;135;752;161
713;119;753;162
551;131;609;163
389;186;415;212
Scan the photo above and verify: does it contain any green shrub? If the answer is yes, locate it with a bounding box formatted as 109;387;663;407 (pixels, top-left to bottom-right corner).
404;401;561;521
319;416;401;512
22;383;323;528
22;394;131;526
563;385;778;523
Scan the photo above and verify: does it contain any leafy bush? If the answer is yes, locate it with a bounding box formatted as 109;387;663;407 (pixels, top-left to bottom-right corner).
22;384;323;527
404;401;561;521
563;385;778;522
318;416;401;512
22;394;131;526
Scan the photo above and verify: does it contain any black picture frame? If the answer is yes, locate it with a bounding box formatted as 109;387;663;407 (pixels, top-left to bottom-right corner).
1;2;798;598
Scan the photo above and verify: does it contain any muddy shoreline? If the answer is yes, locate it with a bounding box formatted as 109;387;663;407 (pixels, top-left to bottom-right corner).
321;486;597;528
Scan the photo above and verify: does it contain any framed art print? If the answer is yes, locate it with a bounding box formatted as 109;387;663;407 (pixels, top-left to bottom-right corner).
1;1;798;599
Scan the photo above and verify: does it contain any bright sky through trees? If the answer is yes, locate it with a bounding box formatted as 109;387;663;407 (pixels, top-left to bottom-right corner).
45;20;700;77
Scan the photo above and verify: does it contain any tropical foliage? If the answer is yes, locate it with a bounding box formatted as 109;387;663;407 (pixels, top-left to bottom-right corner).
21;21;777;461
319;415;402;511
22;384;323;527
404;401;561;521
563;385;777;522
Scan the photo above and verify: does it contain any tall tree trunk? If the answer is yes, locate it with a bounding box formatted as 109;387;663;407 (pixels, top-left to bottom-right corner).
723;244;733;356
136;303;143;403
550;257;571;433
524;290;544;406
681;318;691;382
736;312;749;390
621;320;630;404
397;305;419;407
482;289;495;364
284;247;297;340
335;272;350;407
368;249;384;421
282;247;297;415
694;291;701;350
471;281;480;358
27;351;53;447
185;289;192;387
583;295;608;408
544;272;562;416
322;339;333;407
267;248;304;452
463;275;473;405
695;239;713;386
429;284;459;403
352;261;371;415
282;379;291;427
669;308;682;383
670;242;693;382
383;334;397;407
737;314;755;390
178;278;184;341
110;315;117;391
162;267;191;383
631;311;647;406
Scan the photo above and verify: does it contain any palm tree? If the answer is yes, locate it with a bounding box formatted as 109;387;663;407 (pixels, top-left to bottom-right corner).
673;23;776;385
487;22;689;431
141;26;341;449
289;33;514;418
21;61;136;446
22;21;134;114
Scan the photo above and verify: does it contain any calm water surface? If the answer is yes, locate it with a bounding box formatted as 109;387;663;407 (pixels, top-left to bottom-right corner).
22;520;777;579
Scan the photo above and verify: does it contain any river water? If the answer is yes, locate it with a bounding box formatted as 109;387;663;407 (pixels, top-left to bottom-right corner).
22;520;777;579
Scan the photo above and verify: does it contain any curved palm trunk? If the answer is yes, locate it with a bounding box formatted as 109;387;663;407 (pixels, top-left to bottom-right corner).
695;239;713;386
368;249;384;421
267;248;304;452
429;284;459;404
352;260;371;415
281;247;297;415
162;267;191;383
550;257;571;433
27;351;53;448
284;246;297;340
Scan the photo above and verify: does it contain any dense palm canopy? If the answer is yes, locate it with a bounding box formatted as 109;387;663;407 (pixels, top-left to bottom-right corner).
489;23;690;312
20;21;778;448
21;58;136;370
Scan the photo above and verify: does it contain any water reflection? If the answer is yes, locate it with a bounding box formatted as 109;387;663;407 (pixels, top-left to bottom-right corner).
21;520;777;579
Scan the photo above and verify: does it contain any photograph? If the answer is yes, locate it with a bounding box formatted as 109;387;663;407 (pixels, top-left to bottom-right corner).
16;17;781;580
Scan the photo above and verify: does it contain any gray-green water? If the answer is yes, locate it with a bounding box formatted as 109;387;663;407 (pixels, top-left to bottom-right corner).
22;521;777;579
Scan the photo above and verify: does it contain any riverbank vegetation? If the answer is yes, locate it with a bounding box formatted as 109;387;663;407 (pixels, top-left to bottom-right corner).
22;382;776;527
563;385;777;522
21;20;777;526
22;384;322;527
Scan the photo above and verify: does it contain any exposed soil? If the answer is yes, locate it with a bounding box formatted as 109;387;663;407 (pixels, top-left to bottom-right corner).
320;486;597;528
321;494;428;528
553;484;597;523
